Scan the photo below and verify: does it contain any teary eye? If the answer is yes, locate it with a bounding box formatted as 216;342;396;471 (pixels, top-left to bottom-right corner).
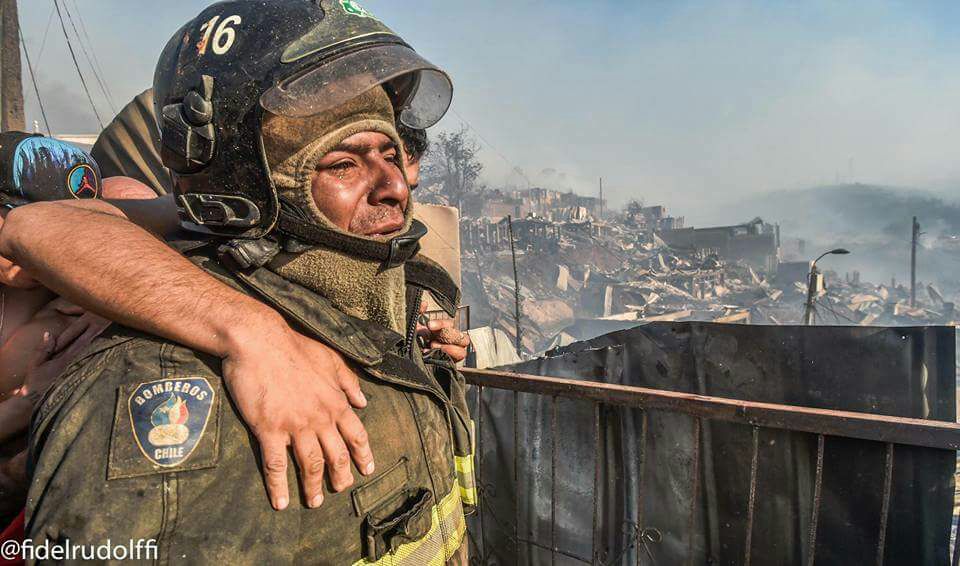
327;161;355;172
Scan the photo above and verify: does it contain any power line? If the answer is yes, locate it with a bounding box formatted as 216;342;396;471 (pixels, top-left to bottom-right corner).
67;0;117;112
815;298;857;324
450;107;533;188
69;0;110;88
815;299;843;324
73;3;113;111
52;0;103;128
36;2;55;60
60;0;116;114
19;27;52;135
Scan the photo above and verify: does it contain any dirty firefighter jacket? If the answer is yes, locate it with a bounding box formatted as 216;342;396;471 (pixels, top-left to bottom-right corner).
25;247;475;565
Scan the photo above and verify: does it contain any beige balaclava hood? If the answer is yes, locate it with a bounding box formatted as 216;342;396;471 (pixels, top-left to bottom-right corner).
263;86;413;333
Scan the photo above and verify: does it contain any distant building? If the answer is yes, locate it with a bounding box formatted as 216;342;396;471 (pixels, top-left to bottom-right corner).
640;205;684;231
463;186;607;223
624;204;684;232
460;215;560;253
659;217;780;271
463;189;529;219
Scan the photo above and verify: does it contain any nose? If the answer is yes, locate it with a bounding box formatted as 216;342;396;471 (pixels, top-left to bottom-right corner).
368;156;410;208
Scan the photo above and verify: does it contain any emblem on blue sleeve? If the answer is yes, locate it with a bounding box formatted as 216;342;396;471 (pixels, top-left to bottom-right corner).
66;163;100;199
128;378;214;467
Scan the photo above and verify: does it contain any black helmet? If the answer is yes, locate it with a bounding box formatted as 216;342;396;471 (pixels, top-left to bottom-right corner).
153;0;452;239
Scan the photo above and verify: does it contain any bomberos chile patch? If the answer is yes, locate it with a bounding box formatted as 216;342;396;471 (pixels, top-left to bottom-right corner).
128;378;214;467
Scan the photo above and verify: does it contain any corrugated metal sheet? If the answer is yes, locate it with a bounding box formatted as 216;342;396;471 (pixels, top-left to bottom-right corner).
468;322;956;565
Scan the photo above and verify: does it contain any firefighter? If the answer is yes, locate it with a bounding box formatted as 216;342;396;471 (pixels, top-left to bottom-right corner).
26;1;475;563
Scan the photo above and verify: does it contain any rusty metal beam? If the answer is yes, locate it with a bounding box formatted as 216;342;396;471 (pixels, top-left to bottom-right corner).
462;368;960;450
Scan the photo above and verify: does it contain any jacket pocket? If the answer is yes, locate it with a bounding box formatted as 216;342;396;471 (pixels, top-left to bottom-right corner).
351;456;410;517
362;488;434;562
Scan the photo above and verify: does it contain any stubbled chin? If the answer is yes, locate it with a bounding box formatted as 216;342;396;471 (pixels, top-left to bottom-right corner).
358;230;395;241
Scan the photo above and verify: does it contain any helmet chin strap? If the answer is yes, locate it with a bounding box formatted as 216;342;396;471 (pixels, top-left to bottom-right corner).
216;214;425;271
277;206;426;270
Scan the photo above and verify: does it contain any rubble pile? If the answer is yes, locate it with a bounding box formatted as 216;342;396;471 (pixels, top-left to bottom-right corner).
805;277;957;326
460;202;960;356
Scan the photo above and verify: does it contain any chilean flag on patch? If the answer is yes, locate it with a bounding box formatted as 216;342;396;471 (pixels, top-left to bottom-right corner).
151;394;190;427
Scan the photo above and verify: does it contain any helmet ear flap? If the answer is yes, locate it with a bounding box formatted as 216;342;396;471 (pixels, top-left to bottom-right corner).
160;75;217;174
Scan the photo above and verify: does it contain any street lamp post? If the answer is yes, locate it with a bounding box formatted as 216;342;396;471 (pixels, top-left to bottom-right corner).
802;248;850;325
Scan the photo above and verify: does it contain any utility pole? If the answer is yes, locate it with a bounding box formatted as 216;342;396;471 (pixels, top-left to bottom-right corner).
598;177;603;221
803;248;850;325
910;216;920;307
803;263;819;325
0;0;24;132
507;215;523;356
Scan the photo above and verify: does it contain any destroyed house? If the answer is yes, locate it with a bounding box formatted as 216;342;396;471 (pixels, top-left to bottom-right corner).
625;204;685;232
459;215;560;253
461;189;529;219
519;187;608;219
659;217;780;271
641;205;685;231
502;216;560;252
567;194;605;218
528;187;564;215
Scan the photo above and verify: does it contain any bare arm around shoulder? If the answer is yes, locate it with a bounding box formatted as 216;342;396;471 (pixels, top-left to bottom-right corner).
0;192;374;510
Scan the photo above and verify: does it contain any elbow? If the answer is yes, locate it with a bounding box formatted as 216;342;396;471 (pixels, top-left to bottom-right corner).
0;201;77;259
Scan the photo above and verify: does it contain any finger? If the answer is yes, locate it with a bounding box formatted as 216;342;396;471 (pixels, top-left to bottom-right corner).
53;316;91;353
334;356;366;409
26;332;56;371
434;327;471;348
292;431;326;508
428;342;469;363
337;410;374;476
259;437;291;510
416;324;431;340
426;318;455;332
49;298;84;316
56;316;110;361
55;304;85;316
318;426;354;492
418;300;428;314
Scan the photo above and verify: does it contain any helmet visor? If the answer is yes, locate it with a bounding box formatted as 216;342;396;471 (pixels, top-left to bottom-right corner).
261;43;453;129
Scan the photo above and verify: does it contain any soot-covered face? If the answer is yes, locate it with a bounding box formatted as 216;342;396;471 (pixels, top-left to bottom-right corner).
310;131;409;237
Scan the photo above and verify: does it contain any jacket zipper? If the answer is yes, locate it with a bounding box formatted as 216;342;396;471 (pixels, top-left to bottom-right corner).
403;290;423;359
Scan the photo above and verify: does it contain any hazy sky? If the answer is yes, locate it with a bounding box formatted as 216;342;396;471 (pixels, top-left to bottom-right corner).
17;0;960;215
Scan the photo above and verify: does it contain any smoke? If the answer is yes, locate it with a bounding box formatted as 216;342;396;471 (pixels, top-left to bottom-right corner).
24;78;103;134
17;1;203;135
18;0;960;209
16;0;960;297
700;184;960;291
383;0;960;293
389;0;960;213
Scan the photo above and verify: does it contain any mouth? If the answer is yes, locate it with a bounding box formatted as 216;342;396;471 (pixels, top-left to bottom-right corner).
351;205;407;237
363;218;405;237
